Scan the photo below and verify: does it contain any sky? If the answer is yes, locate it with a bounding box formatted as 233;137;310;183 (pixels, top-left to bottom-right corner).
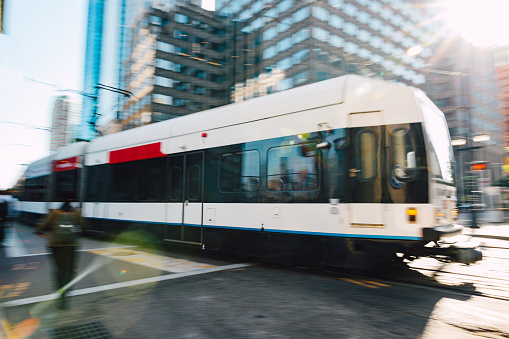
0;0;506;190
0;0;215;190
0;0;87;190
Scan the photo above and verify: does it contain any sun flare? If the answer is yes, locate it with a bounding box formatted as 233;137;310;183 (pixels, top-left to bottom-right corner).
444;0;509;47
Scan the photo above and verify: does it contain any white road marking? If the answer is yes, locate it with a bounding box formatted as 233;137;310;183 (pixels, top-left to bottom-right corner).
4;228;29;258
87;248;216;272
3;245;138;258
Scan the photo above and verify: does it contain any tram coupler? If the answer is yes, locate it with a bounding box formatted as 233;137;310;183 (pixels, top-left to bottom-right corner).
449;244;483;264
421;243;482;265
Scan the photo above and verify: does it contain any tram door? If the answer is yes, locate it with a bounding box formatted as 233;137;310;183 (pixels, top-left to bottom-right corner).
165;152;204;245
348;112;385;228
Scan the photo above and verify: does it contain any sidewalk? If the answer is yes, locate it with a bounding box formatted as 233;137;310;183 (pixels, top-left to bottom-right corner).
0;223;246;339
457;213;509;241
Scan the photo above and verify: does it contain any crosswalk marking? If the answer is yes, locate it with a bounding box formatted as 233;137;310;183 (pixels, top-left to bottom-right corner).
0;263;253;308
87;248;216;273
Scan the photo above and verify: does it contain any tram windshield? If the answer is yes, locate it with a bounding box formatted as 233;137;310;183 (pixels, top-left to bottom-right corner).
418;93;454;184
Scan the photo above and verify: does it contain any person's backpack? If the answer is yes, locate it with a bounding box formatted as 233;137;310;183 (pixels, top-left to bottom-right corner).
51;212;81;244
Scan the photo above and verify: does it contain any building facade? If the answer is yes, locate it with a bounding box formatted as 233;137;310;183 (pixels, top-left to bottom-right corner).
50;96;72;153
80;0;105;141
425;35;503;201
494;46;509;148
118;1;229;129
216;0;436;102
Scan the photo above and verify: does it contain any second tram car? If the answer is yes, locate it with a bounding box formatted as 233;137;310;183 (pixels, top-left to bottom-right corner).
18;75;482;268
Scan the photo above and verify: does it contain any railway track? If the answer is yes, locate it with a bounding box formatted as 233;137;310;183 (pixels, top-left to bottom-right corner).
343;246;509;302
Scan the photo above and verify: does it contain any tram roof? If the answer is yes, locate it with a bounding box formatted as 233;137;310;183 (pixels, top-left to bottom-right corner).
26;155;53;179
86;75;416;154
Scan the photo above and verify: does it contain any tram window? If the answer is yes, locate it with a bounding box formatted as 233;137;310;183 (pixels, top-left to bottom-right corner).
87;165;109;202
358;131;376;180
219;150;260;193
169;168;182;201
391;126;417;181
54;171;78;201
267;144;318;191
138;167;163;201
111;168;135;201
187;165;201;201
25;176;48;201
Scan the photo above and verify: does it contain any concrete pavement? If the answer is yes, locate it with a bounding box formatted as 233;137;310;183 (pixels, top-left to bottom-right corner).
1;218;509;338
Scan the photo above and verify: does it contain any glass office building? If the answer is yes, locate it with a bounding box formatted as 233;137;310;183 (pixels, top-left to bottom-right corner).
215;0;436;102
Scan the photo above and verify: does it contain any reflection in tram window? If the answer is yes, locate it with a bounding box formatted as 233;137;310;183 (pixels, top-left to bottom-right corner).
358;131;376;180
391;126;417;181
267;144;318;191
219;150;260;193
187;165;201;201
169;168;183;202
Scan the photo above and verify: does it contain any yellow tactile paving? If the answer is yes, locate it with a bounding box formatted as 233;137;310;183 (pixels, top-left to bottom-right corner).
87;248;216;273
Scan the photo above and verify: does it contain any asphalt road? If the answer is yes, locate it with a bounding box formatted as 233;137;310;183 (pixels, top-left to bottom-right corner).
2;223;509;338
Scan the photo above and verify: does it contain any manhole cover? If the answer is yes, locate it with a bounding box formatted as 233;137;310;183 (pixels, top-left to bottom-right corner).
46;321;114;339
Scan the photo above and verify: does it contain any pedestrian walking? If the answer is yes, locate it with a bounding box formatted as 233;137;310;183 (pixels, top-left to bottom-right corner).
0;200;8;247
35;198;84;310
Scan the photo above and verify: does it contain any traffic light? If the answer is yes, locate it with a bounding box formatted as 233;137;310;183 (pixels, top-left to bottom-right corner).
471;162;488;171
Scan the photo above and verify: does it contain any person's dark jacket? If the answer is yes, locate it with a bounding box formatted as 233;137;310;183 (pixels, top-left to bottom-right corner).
36;209;85;247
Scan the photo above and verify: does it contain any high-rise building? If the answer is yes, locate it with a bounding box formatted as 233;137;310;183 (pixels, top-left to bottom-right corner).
425;35;503;200
79;0;105;141
494;46;509;148
50;96;72;152
118;1;229;129
426;36;501;146
216;0;436;102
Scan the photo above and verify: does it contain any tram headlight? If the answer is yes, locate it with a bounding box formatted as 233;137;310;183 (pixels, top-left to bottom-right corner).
434;209;446;223
452;208;459;221
407;208;418;223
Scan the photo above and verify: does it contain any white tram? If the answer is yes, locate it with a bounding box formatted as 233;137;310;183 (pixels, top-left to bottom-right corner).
19;75;481;268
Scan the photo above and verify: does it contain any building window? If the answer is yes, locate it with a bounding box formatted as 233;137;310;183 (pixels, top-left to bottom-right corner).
343;3;357;17
313;27;330;42
155;59;174;70
174;30;189;41
174;13;189;24
330;15;343;29
357;11;370;24
194;70;206;79
277;0;292;14
174;98;188;107
154;76;173;87
279;77;293;91
277;37;292;52
292;49;309;64
263;46;277;59
263;27;277;41
192;86;206;94
294;70;309;85
292;6;309;23
317;71;328;81
150;16;162;26
156;41;174;53
293;28;310;44
277;57;293;71
330;35;344;48
153;94;172;105
344;22;358;36
312;6;329;22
